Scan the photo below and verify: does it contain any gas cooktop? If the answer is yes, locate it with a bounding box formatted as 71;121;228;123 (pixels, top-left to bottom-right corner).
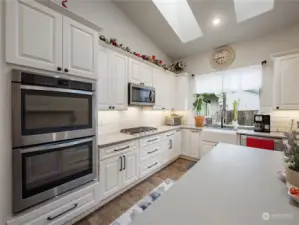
121;126;158;135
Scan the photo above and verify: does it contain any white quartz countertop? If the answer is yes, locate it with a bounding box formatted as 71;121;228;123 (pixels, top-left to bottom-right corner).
130;143;298;225
98;125;285;147
98;126;182;147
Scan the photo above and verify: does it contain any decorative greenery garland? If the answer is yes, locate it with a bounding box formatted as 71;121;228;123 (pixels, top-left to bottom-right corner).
99;35;186;74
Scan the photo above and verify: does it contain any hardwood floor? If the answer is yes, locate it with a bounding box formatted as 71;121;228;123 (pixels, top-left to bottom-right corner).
75;158;192;225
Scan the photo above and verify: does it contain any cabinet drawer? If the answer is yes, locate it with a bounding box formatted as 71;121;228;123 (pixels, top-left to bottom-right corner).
7;183;99;225
100;140;138;160
162;131;176;140
140;143;162;162
140;154;162;178
140;135;161;147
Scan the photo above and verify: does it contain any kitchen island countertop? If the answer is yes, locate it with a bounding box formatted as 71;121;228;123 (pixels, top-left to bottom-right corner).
130;143;298;225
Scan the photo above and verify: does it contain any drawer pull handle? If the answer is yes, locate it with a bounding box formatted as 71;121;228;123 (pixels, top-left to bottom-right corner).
148;162;158;169
114;146;130;152
148;149;158;154
148;138;158;142
191;130;199;133
167;133;174;137
47;203;78;221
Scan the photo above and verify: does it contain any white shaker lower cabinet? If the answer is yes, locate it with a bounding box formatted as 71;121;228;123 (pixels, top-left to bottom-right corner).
100;155;123;199
173;129;182;157
181;129;201;159
162;133;175;164
100;147;139;200
7;182;100;225
122;150;139;188
201;141;217;157
97;46;128;110
273;53;299;109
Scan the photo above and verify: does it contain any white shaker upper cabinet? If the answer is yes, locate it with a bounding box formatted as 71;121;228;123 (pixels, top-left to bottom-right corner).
6;0;63;71
97;46;110;110
140;64;153;87
274;53;299;110
109;52;128;110
153;69;165;110
97;47;128;110
129;58;142;85
63;17;97;79
129;58;153;86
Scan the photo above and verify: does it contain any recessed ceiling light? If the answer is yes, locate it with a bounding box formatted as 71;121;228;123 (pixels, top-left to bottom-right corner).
212;18;221;26
152;0;203;43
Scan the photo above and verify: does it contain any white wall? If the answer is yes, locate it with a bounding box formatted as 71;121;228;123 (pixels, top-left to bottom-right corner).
183;25;299;75
0;0;12;224
67;0;171;65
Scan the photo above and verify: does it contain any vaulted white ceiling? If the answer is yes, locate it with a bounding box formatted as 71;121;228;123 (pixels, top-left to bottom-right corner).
114;0;299;60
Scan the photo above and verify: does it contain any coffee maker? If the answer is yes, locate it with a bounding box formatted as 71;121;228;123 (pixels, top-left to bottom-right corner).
254;115;271;133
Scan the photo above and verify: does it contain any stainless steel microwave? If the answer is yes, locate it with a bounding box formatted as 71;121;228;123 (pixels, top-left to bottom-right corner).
128;83;155;106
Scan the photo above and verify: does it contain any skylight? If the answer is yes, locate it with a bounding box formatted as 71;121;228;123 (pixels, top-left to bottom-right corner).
234;0;274;23
152;0;203;43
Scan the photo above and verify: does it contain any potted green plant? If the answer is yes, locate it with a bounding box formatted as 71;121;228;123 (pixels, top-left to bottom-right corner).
281;131;299;187
193;94;206;127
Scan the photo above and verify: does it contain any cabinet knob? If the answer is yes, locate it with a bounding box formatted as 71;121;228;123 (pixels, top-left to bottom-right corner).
64;68;69;73
109;106;112;109
276;106;280;110
57;67;62;71
112;106;115;109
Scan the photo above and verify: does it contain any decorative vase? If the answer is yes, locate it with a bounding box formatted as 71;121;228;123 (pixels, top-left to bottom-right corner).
194;116;205;127
232;120;238;130
286;166;299;187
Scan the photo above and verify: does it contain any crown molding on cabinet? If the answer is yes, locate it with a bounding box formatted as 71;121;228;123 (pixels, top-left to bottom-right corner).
271;48;299;59
35;0;103;32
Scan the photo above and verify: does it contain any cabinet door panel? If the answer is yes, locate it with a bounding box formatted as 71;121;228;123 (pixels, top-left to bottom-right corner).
190;130;201;158
174;130;182;157
140;64;153;86
153;69;164;109
97;47;110;109
100;156;122;199
181;130;190;156
6;0;62;71
110;52;128;110
122;150;139;188
280;57;299;106
129;58;141;84
63;17;97;78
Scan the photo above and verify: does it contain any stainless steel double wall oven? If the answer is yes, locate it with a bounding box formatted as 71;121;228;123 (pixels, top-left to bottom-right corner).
11;70;97;213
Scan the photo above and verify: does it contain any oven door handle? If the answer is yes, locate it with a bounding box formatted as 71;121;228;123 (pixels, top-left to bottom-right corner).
20;137;94;153
20;84;93;95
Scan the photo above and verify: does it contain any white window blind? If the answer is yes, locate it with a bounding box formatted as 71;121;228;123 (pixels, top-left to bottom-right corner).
194;64;262;93
194;72;223;94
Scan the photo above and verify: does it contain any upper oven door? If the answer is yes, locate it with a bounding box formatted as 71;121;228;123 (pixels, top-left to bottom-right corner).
129;83;155;106
12;84;96;147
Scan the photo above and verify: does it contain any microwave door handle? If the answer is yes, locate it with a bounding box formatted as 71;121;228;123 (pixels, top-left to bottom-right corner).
20;85;93;95
20;137;93;153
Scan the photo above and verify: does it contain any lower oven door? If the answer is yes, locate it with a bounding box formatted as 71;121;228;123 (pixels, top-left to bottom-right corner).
13;136;97;213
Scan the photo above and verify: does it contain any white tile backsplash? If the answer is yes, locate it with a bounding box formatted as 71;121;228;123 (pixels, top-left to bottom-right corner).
98;107;171;135
98;107;299;135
